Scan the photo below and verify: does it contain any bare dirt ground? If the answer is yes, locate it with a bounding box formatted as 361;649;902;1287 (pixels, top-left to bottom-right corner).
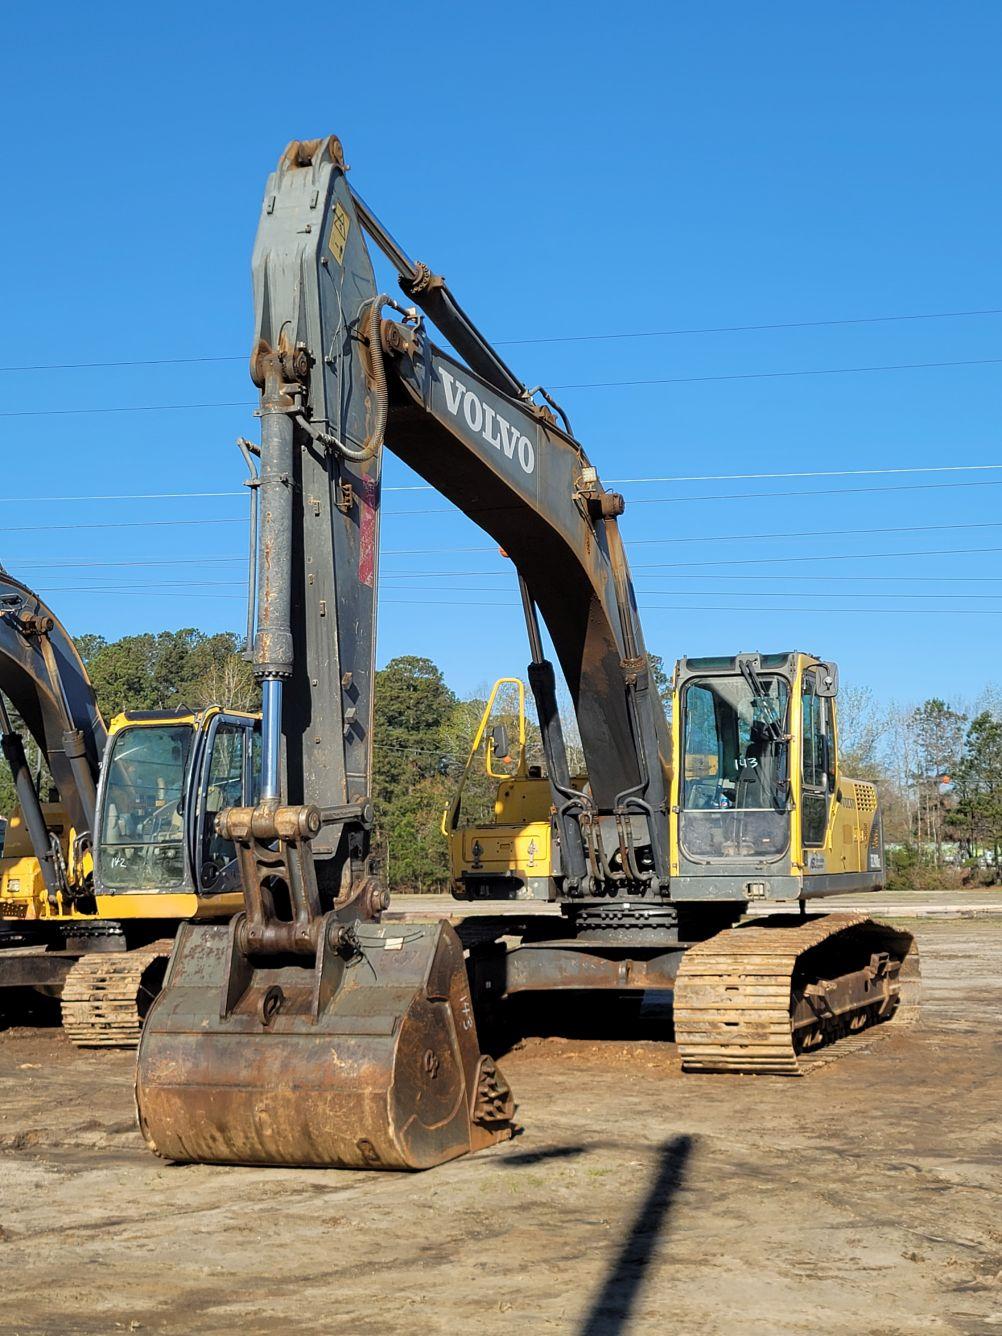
0;917;999;1335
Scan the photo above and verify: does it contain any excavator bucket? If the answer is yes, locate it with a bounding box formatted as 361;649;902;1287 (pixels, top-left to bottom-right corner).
135;917;515;1170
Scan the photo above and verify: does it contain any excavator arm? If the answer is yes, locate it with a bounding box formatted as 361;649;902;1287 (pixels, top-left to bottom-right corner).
0;574;106;899
239;135;670;912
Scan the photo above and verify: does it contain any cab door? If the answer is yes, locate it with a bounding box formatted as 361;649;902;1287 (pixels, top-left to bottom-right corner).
191;715;261;896
800;670;835;854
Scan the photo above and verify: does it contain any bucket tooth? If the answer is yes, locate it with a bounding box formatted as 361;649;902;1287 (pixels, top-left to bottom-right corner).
134;916;515;1170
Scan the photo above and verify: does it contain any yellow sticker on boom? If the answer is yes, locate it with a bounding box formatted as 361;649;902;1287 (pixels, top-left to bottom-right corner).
328;201;350;264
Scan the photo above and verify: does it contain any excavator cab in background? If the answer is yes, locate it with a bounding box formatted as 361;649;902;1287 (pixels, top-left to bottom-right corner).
444;678;555;901
134;134;918;1174
0;573;259;1045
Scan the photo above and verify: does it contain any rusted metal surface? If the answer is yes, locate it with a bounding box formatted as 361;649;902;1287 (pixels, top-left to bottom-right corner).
136;918;514;1170
61;941;172;1048
0;948;76;989
472;942;684;996
673;914;920;1075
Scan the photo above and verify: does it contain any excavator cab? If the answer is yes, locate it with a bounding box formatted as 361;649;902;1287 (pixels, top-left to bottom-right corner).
2;707;260;926
444;678;555;901
449;654;885;908
93;708;260;918
0;572;266;1046
669;652;884;902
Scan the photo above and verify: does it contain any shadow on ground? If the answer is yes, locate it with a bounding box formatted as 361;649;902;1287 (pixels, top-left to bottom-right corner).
488;990;675;1055
578;1134;694;1334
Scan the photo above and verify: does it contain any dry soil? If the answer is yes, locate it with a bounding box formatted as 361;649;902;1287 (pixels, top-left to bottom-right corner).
0;917;999;1335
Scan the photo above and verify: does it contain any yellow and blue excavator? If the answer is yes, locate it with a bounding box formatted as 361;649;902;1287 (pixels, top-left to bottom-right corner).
0;574;258;1044
128;134;919;1172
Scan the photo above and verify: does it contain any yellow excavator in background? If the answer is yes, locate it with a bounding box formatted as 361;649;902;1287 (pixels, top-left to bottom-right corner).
131;135;919;1174
444;678;554;902
0;574;258;1045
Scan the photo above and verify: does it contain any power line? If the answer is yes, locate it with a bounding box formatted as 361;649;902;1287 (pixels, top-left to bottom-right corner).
4;305;1001;372
0;490;245;504
369;581;1002;603
30;588;245;599
2;556;246;570
389;519;1002;554
11;517;1002;575
497;306;1002;347
20;486;987;531
31;581;1002;615
10;518;1002;572
632;519;1002;547
0;517;244;536
549;356;1002;392
0;400;254;419
636;544;1002;571
4;355;1002;420
376;542;1002;574
0;462;998;506
631;477;1002;506
609;463;1002;484
383;463;1002;516
378;596;1002;616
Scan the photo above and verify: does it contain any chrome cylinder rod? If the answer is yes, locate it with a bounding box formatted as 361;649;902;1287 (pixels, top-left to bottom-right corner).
260;677;283;802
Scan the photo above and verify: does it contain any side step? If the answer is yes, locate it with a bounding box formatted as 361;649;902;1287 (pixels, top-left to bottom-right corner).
61;942;173;1048
673;913;920;1075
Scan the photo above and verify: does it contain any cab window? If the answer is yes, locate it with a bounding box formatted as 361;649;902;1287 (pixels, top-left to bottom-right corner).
801;674;830;846
198;721;261;890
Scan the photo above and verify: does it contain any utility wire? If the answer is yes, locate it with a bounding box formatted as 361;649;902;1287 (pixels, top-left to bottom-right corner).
11;518;1002;570
549;356;1002;391
382;519;1002;561
0;401;253;419
0;462;998;504
365;581;1002;603
11;473;996;533
4;305;1001;371
0;490;246;504
0;517;244;536
631;478;1002;506
609;463;1002;484
4;356;1002;419
497;306;1002;347
377;596;1002;616
28;580;1002;614
376;542;1002;573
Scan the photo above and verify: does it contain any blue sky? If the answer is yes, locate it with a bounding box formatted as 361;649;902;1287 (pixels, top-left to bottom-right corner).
2;2;1001;706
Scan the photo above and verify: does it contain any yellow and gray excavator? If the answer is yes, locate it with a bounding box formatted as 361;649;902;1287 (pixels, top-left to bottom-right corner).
0;574;258;1044
134;134;918;1171
446;658;906;1069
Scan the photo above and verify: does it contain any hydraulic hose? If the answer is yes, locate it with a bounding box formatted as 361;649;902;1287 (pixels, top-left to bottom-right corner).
296;294;389;463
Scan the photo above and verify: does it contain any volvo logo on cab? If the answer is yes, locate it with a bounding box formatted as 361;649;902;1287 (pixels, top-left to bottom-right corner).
439;368;536;475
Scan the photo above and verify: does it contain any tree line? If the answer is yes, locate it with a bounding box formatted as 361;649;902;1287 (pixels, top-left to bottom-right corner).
0;628;525;892
837;684;1002;888
3;627;999;892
